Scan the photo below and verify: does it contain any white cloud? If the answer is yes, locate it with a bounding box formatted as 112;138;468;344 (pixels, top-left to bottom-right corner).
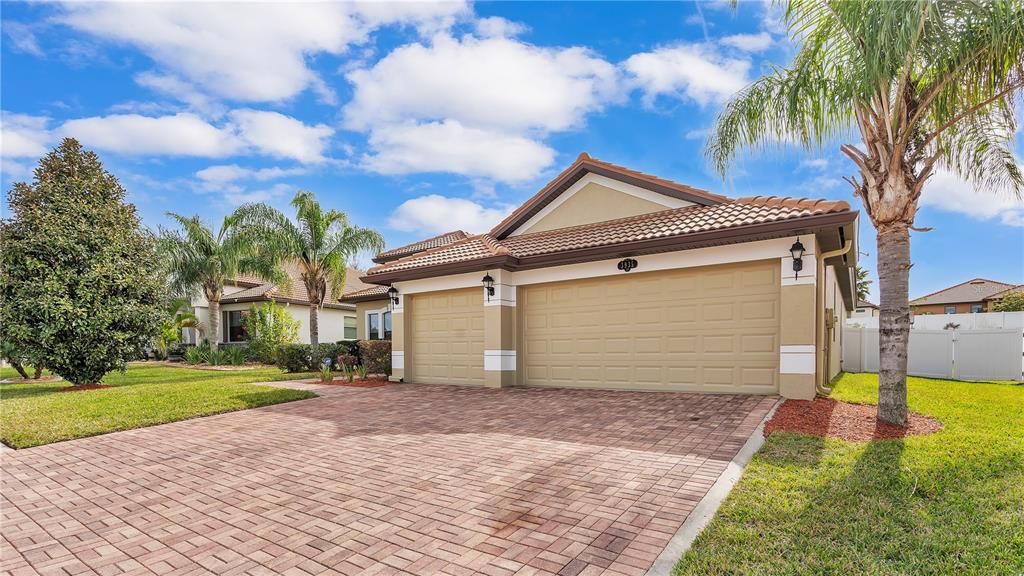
60;113;241;157
345;34;619;134
685;127;711;140
223;182;294;206
624;43;751;107
58;2;470;104
800;158;829;170
475;17;529;38
362;120;555;183
1;112;52;158
3;21;43;56
196;164;306;185
229;110;333;163
388;194;511;234
55;111;331;163
134;72;222;115
720;32;773;53
920;170;1024;227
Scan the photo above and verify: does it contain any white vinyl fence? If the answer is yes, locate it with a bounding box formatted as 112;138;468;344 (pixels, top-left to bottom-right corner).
843;327;1024;381
847;311;1024;330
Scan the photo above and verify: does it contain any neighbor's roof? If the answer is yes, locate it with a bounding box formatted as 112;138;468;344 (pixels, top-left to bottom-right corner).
222;263;371;310
857;300;878;309
983;284;1024;301
373;230;469;264
339;284;390;303
910;278;1015;306
363;195;854;282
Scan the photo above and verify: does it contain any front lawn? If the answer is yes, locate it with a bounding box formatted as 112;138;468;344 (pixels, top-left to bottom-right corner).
0;363;316;449
674;373;1024;575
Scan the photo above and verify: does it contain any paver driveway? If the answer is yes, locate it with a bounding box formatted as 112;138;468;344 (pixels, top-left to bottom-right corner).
2;382;776;576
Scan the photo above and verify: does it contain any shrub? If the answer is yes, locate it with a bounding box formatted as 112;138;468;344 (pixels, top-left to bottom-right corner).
223;345;247;366
184;344;209;365
278;344;314;373
992;292;1024;312
0;139;164;385
336;354;358;371
207;349;227;366
358;340;391;375
243;301;299;364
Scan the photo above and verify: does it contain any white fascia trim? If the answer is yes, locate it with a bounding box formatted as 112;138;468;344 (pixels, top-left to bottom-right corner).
484;284;517;307
779;350;816;374
507;173;694;237
391;351;405;370
484;350;517;372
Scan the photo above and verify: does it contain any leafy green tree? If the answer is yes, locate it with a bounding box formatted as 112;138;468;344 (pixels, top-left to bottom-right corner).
243;300;300;364
0;139;164;385
856;265;873;302
159;214;280;345
154;297;202;359
992;291;1024;312
707;0;1024;426
231;191;384;354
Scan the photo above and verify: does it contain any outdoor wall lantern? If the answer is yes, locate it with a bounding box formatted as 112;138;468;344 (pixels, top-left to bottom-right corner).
617;258;638;272
482;274;495;302
387;286;400;310
790;238;806;279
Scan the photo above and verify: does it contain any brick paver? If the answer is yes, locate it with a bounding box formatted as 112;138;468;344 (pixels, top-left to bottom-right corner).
1;382;776;576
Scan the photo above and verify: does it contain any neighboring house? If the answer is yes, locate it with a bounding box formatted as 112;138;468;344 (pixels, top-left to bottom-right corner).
910;278;1016;315
341;153;859;400
186;263;371;345
851;300;879;319
984;284;1024;310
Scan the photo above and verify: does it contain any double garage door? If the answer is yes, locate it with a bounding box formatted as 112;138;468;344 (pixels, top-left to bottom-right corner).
407;260;780;393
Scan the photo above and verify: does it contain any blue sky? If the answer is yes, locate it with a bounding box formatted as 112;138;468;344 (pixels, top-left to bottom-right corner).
2;1;1022;302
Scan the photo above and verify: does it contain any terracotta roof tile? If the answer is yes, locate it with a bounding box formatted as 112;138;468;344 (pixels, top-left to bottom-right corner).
340;284;390;301
374;230;468;263
223;263;366;309
365;197;853;279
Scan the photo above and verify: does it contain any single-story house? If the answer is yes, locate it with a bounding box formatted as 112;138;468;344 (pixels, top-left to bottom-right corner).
851;300;879;318
341;153;859;399
186;263;370;345
910;278;1016;315
984;284;1023;310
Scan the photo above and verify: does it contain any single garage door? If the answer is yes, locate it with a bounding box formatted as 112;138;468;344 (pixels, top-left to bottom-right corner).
520;259;780;393
408;288;485;385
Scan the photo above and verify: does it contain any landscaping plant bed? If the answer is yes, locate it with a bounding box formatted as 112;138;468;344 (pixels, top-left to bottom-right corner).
146;361;276;371
310;377;391;388
764;397;942;441
55;384;113;392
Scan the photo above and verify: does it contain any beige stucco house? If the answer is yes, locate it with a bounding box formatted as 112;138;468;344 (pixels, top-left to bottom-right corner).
186;263;369;345
341;154;859;399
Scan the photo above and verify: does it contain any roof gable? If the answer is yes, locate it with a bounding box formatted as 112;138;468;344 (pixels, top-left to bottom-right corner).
490;152;728;239
373;230;468;264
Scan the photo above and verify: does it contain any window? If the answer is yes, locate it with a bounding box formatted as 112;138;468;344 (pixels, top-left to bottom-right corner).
970;304;983;313
855;308;865;313
344;316;357;340
366;309;392;341
222;310;249;343
944;305;956;314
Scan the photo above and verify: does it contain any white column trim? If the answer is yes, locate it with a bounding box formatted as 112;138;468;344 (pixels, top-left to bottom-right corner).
779;347;816;374
391;351;404;370
484;350;517;371
484;284;517;307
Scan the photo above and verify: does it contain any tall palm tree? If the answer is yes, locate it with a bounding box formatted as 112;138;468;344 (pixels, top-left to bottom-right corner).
707;0;1023;426
159;214;281;345
231;191;384;353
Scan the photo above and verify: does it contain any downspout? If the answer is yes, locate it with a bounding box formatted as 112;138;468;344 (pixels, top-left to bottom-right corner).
816;239;853;396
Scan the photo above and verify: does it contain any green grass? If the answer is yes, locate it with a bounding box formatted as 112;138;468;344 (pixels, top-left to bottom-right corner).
674;373;1024;576
1;363;316;449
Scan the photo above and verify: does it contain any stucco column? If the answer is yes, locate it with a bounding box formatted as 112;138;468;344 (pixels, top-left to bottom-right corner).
779;242;818;399
389;294;406;382
483;282;517;388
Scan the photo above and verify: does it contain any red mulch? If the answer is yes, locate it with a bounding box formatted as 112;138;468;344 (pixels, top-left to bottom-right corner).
318;378;391;388
55;384;113;392
764;397;942;441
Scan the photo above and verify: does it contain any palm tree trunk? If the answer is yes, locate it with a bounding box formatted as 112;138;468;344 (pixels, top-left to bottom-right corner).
309;304;320;357
206;288;222;348
876;223;911;426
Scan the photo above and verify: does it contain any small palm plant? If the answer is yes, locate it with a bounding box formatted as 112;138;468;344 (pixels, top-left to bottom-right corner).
230;191;384;355
319;357;334;383
155;297;201;359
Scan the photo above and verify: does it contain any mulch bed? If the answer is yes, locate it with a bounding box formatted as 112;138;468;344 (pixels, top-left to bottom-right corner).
315;377;391;388
55;384;114;392
764;397;942;441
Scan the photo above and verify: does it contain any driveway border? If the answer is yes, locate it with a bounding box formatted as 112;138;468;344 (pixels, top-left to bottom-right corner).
644;398;783;576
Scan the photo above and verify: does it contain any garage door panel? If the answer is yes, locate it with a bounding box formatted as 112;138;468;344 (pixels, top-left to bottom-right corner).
521;260;779;393
409;288;483;386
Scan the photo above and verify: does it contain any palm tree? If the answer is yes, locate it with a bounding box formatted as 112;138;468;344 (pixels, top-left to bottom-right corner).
159;214;281;345
855;265;872;302
231;191;384;353
707;0;1024;426
154;296;202;359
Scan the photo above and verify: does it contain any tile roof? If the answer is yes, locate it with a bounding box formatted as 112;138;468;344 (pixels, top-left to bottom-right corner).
490;152;730;238
910;278;1015;306
366;196;851;279
373;230;469;263
339;284;390;302
222;263;369;309
857;300;878;308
